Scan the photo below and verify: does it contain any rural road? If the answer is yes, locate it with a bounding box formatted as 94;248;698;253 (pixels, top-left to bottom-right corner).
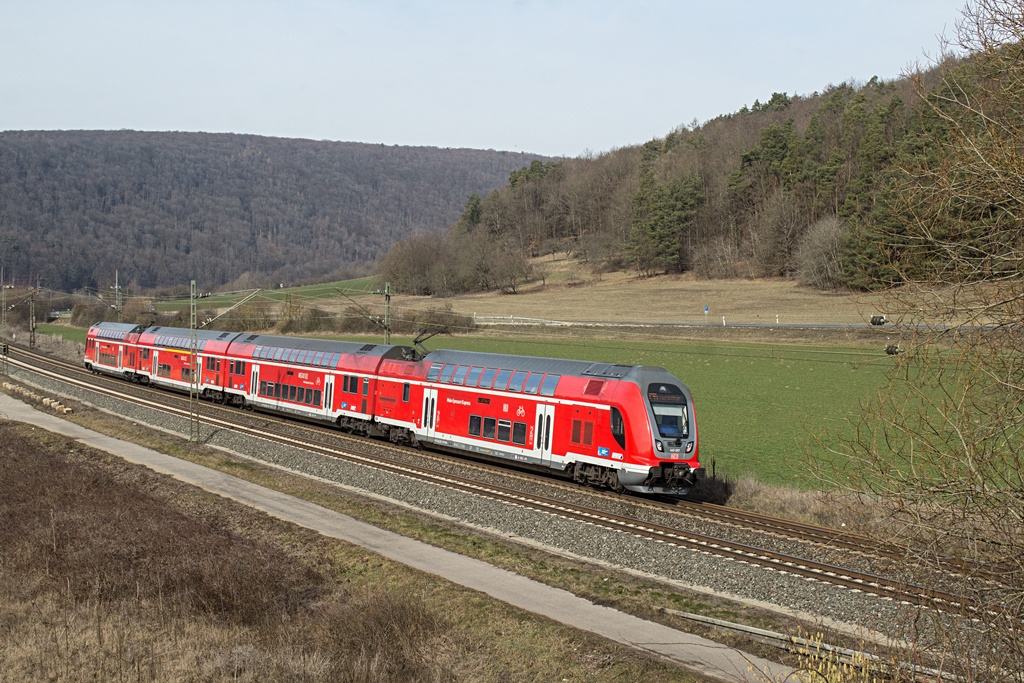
0;393;794;682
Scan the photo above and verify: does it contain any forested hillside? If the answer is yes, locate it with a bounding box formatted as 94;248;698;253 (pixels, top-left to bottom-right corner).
0;131;544;291
380;69;950;295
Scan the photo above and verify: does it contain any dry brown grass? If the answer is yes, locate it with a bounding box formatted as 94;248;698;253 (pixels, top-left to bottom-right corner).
0;420;704;682
388;259;890;328
725;478;884;530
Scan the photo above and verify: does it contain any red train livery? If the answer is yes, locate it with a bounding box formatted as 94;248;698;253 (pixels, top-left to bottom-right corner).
85;322;703;495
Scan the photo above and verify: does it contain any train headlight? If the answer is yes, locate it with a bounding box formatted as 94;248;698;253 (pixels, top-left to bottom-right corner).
655;441;664;452
685;442;693;453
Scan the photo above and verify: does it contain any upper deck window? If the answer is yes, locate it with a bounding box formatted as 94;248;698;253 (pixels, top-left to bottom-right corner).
539;375;560;397
522;373;543;395
492;369;512;391
465;367;483;387
427;363;443;381
507;371;528;392
478;368;496;389
439;365;457;383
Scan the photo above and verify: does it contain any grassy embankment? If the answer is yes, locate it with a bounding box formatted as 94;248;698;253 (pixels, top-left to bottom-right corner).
0;421;708;682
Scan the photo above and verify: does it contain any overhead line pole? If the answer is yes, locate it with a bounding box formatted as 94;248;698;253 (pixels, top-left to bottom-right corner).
189;280;200;443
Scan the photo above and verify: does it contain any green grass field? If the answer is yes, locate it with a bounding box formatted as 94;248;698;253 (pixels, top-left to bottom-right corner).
37;322;889;488
153;276;378;312
384;334;889;487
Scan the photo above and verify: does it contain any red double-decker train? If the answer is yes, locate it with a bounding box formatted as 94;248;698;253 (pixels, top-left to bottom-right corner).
85;322;703;495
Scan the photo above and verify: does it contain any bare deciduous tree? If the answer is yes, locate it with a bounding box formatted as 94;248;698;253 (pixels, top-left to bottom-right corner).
816;2;1024;677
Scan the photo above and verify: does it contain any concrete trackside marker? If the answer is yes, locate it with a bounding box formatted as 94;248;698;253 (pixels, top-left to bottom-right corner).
0;393;793;682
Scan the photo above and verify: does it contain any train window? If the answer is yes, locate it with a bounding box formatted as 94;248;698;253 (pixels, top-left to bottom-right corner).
478;368;496;389
507;371;528;392
483;417;496;439
493;369;512;391
522;373;543;394
610;408;627;449
571;420;594;446
427;363;443;381
313;390;321;407
363;378;369;396
452;366;470;385
260;381;267;396
497;419;511;442
287;349;300;363
439;365;457;383
239;361;247;374
652;404;688;438
295;350;309;365
273;348;285;361
584;380;604;396
342;375;349;392
296;387;305;403
312;351;324;366
539;375;560;396
468;415;482;436
465;367;483;387
402;383;410;402
512;422;527;445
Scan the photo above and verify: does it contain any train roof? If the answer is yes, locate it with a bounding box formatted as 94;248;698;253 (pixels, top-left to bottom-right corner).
89;321;147;338
135;325;242;353
227;333;413;360
421;348;645;381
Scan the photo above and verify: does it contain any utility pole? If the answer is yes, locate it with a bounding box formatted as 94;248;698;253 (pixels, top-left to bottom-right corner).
1;269;7;374
371;282;392;344
114;270;123;322
29;287;35;349
189;280;200;443
383;281;391;344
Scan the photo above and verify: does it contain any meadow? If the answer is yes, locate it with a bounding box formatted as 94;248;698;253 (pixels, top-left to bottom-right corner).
385;333;890;487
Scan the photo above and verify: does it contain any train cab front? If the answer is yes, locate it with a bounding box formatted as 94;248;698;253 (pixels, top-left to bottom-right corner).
618;374;703;496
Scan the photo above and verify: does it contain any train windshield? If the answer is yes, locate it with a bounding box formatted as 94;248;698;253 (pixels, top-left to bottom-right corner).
647;383;689;439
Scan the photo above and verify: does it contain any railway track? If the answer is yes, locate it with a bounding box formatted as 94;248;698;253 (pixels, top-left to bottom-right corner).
3;344;999;619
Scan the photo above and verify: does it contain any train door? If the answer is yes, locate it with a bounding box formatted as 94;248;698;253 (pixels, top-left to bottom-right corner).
251;366;259;399
535;404;555;466
324;377;334;413
118;346;123;370
422;387;438;439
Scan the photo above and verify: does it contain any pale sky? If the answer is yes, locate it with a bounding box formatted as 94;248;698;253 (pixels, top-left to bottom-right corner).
1;1;963;158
